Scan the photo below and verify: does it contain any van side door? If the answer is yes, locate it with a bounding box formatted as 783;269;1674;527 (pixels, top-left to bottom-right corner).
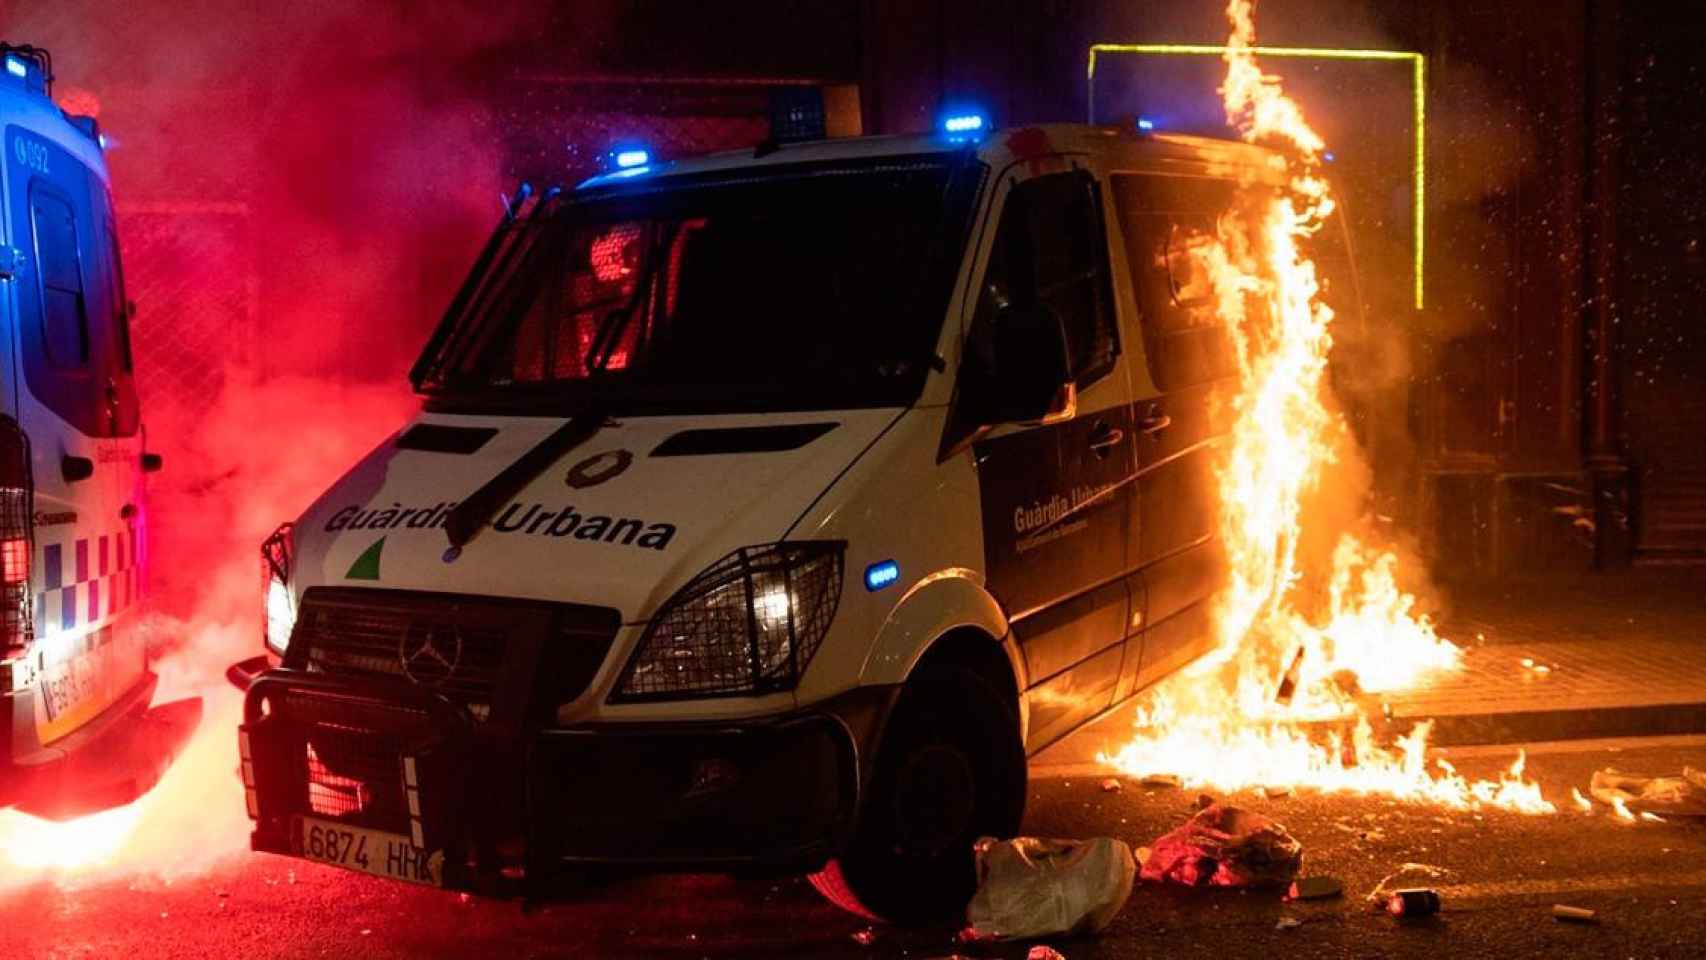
1110;173;1238;690
956;166;1138;752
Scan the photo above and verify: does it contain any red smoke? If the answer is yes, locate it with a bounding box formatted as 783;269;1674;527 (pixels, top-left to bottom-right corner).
0;0;520;882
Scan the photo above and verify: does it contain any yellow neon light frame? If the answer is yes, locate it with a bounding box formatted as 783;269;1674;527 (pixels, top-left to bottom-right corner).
1087;43;1427;310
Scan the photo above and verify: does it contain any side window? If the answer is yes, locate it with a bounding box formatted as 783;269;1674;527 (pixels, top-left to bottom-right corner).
108;221;135;372
29;187;90;369
1111;174;1240;391
976;171;1118;389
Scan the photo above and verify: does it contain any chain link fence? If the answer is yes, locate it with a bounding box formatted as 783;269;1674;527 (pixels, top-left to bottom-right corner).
117;202;256;416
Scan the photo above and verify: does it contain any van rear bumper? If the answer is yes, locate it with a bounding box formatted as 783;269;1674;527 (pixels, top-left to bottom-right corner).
0;671;203;819
241;669;893;897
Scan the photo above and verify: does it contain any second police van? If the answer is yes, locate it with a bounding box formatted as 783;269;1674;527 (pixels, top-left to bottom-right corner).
236;106;1336;921
0;45;192;825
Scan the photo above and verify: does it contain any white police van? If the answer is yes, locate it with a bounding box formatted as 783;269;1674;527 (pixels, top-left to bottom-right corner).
0;45;191;822
237;108;1304;921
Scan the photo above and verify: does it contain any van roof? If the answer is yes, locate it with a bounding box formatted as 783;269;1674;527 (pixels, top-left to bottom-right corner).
0;69;109;186
576;122;1288;192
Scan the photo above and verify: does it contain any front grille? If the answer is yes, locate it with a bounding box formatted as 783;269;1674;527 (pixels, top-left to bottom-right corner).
288;587;620;725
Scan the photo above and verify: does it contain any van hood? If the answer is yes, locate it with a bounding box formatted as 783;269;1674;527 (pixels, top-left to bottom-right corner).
293;409;898;621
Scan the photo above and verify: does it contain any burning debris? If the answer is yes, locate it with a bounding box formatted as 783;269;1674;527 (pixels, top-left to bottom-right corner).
1589;767;1706;818
1098;0;1553;815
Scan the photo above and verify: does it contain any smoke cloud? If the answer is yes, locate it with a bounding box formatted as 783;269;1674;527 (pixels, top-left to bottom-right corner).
0;0;525;883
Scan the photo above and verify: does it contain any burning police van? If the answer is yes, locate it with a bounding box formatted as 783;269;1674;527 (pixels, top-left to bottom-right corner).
0;45;193;821
236;109;1298;920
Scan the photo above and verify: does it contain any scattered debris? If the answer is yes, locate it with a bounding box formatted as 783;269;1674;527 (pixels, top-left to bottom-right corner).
1275;916;1303;931
1386;888;1441;918
1287;876;1344;901
1553;904;1598;924
1141;804;1303;888
1332;821;1385;842
1101;778;1123;793
1366;863;1455;908
1590;767;1706;817
964;836;1136;941
1570;788;1594;813
1027;947;1068;960
1195;793;1217;810
851;928;878;946
1141;773;1182;789
1259;785;1293;799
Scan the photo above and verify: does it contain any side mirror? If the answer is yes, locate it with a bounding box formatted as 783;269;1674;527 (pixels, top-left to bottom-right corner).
974;300;1076;425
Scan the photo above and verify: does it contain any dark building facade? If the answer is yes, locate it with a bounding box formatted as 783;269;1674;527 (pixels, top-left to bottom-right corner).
11;0;1699;574
491;0;1705;574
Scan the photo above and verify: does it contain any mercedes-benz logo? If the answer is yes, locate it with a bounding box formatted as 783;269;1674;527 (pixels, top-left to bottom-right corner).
398;620;464;686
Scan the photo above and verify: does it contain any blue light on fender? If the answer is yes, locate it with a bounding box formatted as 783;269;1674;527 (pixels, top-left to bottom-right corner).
864;560;900;592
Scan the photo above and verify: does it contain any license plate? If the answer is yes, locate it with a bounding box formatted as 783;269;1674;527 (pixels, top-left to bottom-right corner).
292;816;443;887
40;651;94;722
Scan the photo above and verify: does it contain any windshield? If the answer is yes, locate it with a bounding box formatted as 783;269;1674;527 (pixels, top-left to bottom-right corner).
414;155;984;415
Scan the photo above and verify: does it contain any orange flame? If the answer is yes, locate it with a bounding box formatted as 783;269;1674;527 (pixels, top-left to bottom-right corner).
1100;0;1552;814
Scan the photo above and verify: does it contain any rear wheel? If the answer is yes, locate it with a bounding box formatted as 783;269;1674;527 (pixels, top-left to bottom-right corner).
809;664;1026;924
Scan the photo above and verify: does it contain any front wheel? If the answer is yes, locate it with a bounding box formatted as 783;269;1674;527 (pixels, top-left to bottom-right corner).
809;664;1026;924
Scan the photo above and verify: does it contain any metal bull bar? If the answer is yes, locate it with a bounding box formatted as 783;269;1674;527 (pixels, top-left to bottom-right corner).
238;669;512;893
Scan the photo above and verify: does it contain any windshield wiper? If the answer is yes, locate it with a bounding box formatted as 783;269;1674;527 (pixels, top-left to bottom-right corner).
443;406;608;551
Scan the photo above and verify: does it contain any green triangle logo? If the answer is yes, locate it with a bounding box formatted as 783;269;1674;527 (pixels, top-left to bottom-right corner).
346;536;385;581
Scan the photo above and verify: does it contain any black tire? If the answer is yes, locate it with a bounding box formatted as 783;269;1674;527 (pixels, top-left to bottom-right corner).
809;664;1026;924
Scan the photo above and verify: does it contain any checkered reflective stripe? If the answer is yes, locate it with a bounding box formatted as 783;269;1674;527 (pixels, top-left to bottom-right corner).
36;529;140;635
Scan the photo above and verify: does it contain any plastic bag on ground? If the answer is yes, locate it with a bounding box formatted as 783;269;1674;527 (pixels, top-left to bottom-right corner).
1589;767;1706;816
1140;804;1303;887
964;836;1137;941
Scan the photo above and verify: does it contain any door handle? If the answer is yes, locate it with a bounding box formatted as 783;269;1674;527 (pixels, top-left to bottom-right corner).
62;455;95;483
1138;413;1172;436
1087;422;1125;452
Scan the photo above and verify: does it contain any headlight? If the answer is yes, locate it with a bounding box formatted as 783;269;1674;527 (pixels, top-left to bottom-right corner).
262;522;295;656
611;541;845;702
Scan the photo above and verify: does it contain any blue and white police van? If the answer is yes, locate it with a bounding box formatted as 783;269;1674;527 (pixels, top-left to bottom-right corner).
0;44;194;824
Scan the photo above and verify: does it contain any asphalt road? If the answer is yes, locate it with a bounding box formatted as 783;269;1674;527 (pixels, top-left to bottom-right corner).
3;735;1703;960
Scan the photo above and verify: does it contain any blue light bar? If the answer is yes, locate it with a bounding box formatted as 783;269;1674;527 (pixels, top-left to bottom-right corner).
1136;116;1156;131
5;58;25;79
614;148;650;169
943;114;985;134
864;560;900;592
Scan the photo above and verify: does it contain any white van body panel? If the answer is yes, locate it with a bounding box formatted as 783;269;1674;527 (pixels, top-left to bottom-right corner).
295;408;900;624
0;74;149;753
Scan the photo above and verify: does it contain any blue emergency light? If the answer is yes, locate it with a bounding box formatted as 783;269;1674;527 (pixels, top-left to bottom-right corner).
864;559;900;592
614;148;650;170
1136;116;1157;131
4;57;24;79
940;109;990;145
943;114;984;134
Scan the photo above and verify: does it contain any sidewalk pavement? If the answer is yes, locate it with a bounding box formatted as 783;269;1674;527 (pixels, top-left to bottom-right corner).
1036;568;1706;766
